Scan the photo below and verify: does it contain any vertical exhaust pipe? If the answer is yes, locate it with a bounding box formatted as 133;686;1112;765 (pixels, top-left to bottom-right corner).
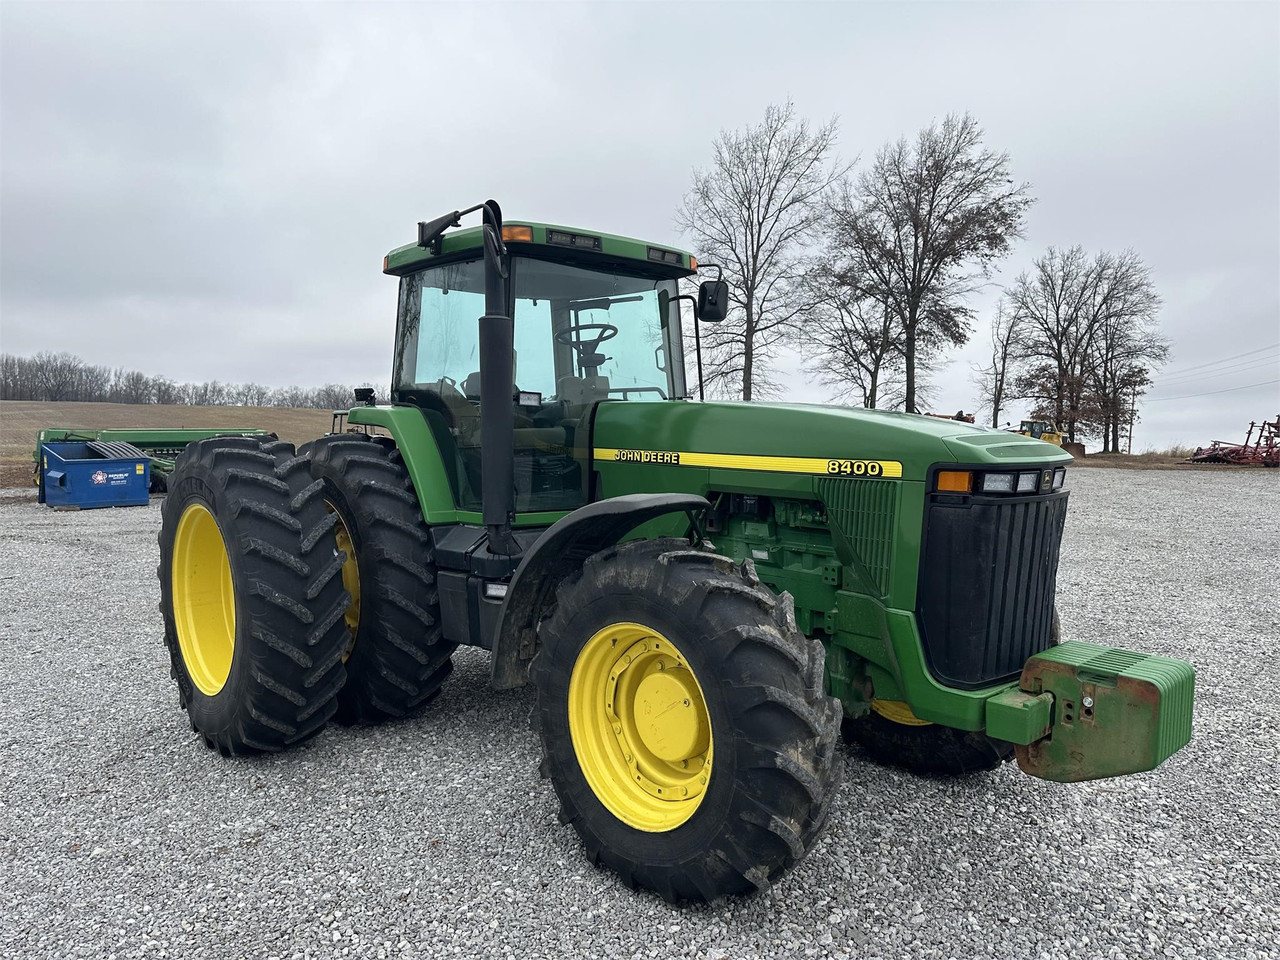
477;201;520;558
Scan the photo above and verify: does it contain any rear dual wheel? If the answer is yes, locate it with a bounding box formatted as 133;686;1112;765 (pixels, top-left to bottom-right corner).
535;539;841;903
302;434;455;725
158;437;352;754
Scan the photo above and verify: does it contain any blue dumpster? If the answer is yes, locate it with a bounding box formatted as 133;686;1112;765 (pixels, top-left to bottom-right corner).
39;441;150;509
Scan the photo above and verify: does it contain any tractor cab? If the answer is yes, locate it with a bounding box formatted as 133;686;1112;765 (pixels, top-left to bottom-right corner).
389;242;688;514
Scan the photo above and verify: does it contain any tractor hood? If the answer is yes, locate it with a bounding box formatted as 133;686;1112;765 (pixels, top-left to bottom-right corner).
591;401;1072;483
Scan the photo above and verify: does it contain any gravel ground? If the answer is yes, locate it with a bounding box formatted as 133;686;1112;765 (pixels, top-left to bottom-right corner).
0;468;1277;960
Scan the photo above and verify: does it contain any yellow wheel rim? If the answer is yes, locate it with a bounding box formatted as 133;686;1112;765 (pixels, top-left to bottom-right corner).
328;504;361;656
171;503;236;696
568;622;713;832
871;699;932;726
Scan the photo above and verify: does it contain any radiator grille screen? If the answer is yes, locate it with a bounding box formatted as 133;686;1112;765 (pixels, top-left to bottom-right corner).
918;492;1068;688
817;477;899;598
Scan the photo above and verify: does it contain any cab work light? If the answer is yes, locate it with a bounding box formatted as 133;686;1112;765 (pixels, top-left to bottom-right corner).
981;472;1016;493
502;225;533;243
547;229;601;251
936;470;972;492
647;246;683;266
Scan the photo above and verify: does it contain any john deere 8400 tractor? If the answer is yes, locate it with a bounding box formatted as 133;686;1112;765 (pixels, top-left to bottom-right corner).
158;201;1194;903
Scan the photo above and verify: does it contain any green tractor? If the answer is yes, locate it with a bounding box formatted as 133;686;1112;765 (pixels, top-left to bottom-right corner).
157;201;1195;903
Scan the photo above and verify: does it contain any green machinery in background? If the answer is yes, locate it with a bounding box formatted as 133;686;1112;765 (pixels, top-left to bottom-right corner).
156;201;1194;903
33;427;270;492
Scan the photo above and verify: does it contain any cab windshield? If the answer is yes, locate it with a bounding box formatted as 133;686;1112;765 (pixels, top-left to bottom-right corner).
392;256;685;512
395;257;684;402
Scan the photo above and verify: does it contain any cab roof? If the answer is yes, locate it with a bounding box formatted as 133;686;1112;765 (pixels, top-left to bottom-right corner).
383;221;696;278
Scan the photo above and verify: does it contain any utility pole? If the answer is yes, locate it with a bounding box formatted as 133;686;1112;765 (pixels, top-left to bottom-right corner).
1126;384;1137;455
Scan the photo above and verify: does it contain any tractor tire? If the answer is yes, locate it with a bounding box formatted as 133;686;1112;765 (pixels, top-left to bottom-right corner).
534;538;841;903
303;433;455;725
842;610;1061;776
157;437;352;755
842;708;1014;775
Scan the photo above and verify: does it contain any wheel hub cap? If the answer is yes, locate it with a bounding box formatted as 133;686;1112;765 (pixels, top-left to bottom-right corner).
633;670;707;762
568;622;714;832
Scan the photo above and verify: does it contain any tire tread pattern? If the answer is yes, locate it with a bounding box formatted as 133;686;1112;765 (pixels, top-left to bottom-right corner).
157;436;353;755
304;434;455;725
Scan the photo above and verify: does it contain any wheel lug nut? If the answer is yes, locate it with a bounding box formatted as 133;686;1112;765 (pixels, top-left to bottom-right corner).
624;753;633;763
612;723;621;734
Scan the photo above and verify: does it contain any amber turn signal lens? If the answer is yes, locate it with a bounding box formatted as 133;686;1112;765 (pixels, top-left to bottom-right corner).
502;225;533;243
936;470;972;492
690;256;698;271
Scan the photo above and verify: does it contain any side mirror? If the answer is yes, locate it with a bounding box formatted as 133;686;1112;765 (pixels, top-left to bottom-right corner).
696;280;729;322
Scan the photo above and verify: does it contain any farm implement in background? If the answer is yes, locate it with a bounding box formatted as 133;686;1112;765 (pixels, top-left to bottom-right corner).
33;427;271;492
1186;416;1279;466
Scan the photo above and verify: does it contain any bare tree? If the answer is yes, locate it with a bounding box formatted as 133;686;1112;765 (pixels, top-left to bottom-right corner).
30;351;84;401
118;370;154;404
826;113;1033;413
272;385;312;408
0;350;383;410
75;363;110;402
1006;246;1094;438
153;377;182;405
1086;257;1166;451
231;381;273;406
676;101;847;400
313;383;354;410
798;254;904;407
1007;247;1164;446
973;299;1022;427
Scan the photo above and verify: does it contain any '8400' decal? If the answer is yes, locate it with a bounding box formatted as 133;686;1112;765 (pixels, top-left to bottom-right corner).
826;459;885;477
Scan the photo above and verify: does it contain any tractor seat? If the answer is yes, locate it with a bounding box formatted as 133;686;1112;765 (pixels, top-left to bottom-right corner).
461;372;483;401
557;375;611;405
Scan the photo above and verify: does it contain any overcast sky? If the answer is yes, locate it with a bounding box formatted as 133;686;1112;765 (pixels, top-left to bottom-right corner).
2;1;1277;450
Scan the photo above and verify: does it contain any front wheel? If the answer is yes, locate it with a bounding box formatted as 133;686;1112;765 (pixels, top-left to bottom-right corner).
534;539;841;903
842;703;1014;774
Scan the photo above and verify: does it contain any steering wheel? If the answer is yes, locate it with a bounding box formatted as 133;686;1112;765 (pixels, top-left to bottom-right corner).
554;322;619;353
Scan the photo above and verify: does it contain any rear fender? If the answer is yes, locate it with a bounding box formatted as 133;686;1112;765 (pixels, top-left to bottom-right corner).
491;493;710;689
345;405;459;524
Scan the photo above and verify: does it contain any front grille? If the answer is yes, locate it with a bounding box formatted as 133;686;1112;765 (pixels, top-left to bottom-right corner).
817;477;899;597
917;490;1068;688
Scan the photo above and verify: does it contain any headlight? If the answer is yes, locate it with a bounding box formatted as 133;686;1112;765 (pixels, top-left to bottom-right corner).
1017;472;1040;493
1053;468;1067;490
981;472;1016;493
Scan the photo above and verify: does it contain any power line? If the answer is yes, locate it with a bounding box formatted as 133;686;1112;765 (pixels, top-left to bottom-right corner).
1159;342;1280;377
1146;378;1280;402
1155;353;1280;386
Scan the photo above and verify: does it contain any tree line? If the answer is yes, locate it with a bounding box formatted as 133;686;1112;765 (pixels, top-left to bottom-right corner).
677;103;1167;449
0;352;385;410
